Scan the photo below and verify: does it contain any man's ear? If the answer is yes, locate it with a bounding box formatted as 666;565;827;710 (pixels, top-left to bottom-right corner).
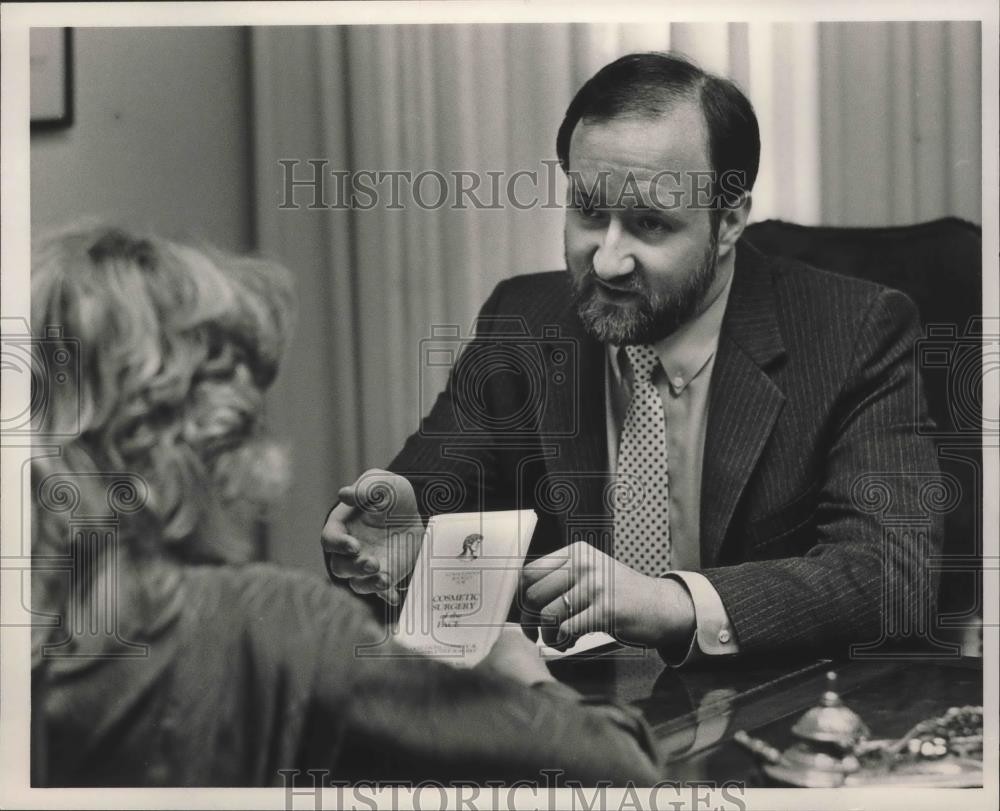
716;193;751;260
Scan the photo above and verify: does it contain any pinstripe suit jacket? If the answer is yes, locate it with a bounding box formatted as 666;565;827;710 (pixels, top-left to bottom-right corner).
388;240;941;655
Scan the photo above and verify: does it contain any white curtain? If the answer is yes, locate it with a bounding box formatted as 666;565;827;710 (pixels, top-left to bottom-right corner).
250;23;822;568
819;21;981;226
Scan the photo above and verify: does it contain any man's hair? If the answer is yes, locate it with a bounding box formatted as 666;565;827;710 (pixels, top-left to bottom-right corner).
556;52;760;215
31;225;296;658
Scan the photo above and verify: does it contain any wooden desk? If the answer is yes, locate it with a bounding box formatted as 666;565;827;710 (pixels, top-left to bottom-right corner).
548;648;983;784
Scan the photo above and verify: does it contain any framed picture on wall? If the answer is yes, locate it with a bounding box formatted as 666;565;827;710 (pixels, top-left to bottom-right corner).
30;28;73;129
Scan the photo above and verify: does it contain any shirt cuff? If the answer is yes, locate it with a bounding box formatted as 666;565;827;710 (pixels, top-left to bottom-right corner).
661;571;740;666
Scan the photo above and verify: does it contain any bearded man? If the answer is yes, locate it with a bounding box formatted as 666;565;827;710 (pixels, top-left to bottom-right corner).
323;52;941;663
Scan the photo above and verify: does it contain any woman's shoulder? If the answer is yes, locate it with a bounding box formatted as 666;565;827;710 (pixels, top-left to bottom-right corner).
184;561;333;602
179;562;381;654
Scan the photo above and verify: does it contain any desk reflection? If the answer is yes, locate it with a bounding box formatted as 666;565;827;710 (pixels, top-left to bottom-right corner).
546;644;982;784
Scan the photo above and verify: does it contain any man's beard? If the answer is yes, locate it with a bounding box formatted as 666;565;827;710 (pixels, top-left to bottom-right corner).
569;237;719;346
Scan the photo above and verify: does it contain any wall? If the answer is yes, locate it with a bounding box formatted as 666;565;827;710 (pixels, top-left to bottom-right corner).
30;27;253;251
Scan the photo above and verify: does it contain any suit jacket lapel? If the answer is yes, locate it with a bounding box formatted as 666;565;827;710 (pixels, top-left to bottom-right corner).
701;242;787;566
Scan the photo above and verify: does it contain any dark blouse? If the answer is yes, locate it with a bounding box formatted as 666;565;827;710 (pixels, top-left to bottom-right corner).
34;563;659;786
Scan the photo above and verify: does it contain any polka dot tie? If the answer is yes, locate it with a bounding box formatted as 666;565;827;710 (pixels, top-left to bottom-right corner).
613;344;671;577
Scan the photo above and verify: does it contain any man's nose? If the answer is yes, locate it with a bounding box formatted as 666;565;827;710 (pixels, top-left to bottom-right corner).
592;220;636;280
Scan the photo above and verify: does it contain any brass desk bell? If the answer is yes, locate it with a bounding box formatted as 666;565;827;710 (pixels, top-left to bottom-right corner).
735;671;870;787
736;671;984;787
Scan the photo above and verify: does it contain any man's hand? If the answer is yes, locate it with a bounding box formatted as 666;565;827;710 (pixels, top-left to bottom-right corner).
320;469;425;605
521;541;696;648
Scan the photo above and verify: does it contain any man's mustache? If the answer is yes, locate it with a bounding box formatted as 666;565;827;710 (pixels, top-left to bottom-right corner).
577;266;647;297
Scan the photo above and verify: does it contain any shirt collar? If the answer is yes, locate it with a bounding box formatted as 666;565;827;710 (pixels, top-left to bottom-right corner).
608;266;734;395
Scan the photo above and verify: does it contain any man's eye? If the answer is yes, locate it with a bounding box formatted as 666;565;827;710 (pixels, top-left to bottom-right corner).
636;216;669;234
574;201;606;220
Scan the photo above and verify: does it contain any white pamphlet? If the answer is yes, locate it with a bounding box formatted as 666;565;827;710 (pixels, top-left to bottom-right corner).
393;509;538;667
537;631;617;658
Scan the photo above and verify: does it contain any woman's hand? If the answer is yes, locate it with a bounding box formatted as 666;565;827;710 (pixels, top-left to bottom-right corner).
476;623;555;685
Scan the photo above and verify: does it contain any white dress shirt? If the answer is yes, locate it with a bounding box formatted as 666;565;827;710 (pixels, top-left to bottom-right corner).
604;269;740;663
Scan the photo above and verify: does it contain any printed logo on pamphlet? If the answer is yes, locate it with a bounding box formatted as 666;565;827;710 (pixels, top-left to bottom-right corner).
458;533;482;559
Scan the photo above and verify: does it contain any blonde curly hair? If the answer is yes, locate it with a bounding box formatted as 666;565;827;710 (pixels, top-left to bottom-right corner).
31;225;296;658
